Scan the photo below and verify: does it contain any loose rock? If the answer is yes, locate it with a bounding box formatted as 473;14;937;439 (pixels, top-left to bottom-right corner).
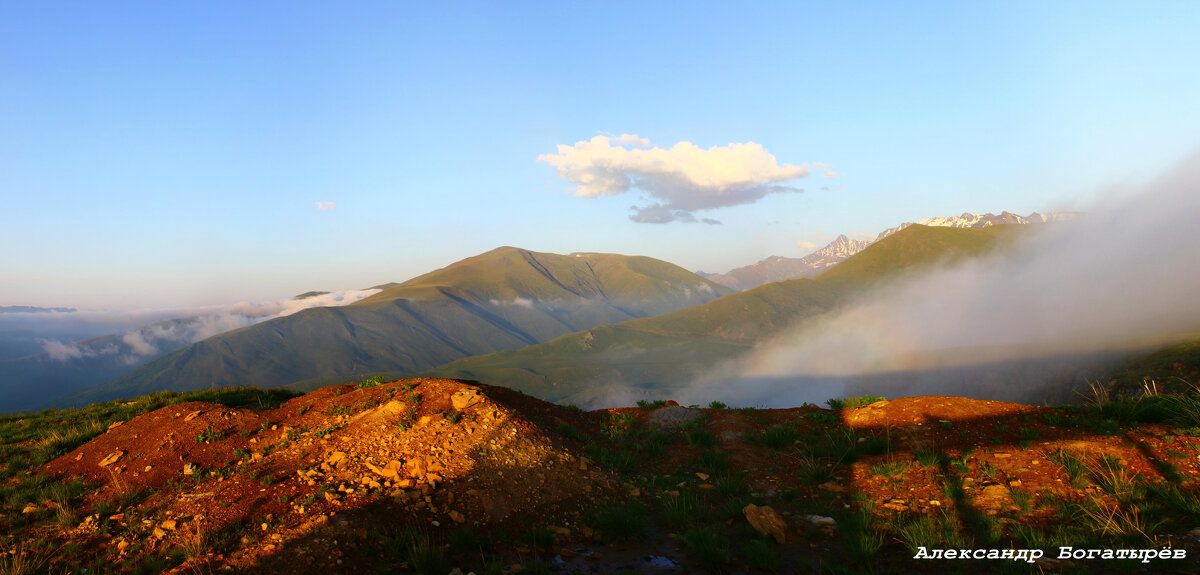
743;504;787;543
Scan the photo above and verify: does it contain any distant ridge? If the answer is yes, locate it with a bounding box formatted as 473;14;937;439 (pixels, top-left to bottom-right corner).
67;247;732;406
874;210;1076;242
703;234;871;290
705;211;1073;291
0;306;76;313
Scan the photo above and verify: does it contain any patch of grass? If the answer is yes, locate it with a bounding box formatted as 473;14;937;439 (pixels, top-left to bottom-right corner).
1089;455;1143;502
1017;427;1039;448
707;400;728;409
1075;497;1162;544
680;525;730;570
698;449;729;476
662;492;705;528
1049;449;1089;488
380;526;446;575
194;426;221;443
1010;488;1033;513
686;428;717;448
605;412;638;441
796;453;838;485
313;425;338;439
913;450;944;467
555;422;587;442
827;395;885;411
585;445;638;474
354;375;387;389
746;423;801;450
636;399;667;410
715;474;747;497
739;538;778;569
587;499;647;542
802;410;838;425
869;458;911;478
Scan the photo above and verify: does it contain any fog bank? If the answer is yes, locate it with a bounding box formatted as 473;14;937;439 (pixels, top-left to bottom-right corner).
683;152;1200;407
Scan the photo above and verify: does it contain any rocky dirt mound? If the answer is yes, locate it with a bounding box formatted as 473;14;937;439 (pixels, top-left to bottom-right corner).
841;395;1045;428
41;378;612;573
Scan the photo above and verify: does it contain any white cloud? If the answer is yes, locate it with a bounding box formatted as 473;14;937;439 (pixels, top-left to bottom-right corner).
538;135;828;223
795;241;818;252
315;201;336;211
37;289;382;363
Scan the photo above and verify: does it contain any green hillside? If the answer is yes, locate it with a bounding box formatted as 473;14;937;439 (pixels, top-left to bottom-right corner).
64;248;732;406
414;225;1024;403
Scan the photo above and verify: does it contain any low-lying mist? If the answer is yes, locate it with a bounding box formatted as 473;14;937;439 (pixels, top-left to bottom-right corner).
683;152;1200;408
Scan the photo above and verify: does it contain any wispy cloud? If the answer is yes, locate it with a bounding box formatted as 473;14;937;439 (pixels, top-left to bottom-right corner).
315;201;337;211
36;289;381;364
795;241;818;252
813;162;837;179
538;135;829;224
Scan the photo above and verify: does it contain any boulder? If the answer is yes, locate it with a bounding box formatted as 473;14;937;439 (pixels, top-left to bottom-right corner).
743;504;787;543
452;389;484;411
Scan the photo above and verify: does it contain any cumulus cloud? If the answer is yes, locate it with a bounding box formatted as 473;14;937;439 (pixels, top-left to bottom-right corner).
315;201;336;211
538;135;829;223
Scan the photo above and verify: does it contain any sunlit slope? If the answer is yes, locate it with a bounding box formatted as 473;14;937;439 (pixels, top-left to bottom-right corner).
66;248;732;406
420;225;1023;401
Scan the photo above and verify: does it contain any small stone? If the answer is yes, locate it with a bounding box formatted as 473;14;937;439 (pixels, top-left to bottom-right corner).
743;504;787;543
805;515;836;528
183;463;197;475
448;510;465;523
99;450;124;467
161;519;177;531
695;472;710;481
994;453;1012;459
930;500;941;506
22;503;38;514
107;420;125;431
184;410;203;422
1008;480;1022;487
153;527;167;539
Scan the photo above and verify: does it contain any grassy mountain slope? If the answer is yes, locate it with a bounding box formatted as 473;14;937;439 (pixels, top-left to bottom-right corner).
416;225;1023;402
65;248;731;406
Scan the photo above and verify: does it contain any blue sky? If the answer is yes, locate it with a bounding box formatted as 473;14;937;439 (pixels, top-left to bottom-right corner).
3;1;1199;309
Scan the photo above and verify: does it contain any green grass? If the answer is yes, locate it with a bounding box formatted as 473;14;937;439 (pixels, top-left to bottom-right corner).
660;492;709;527
636;399;667;410
827;395;886;410
746;423;801;449
680;525;730;570
587;499;647;542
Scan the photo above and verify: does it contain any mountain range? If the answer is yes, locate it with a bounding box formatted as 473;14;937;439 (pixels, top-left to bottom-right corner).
59;248;731;407
702;211;1073;291
379;224;1029;406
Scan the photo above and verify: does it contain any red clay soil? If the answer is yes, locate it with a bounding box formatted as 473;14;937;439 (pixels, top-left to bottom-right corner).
27;386;1200;574
42;378;616;573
